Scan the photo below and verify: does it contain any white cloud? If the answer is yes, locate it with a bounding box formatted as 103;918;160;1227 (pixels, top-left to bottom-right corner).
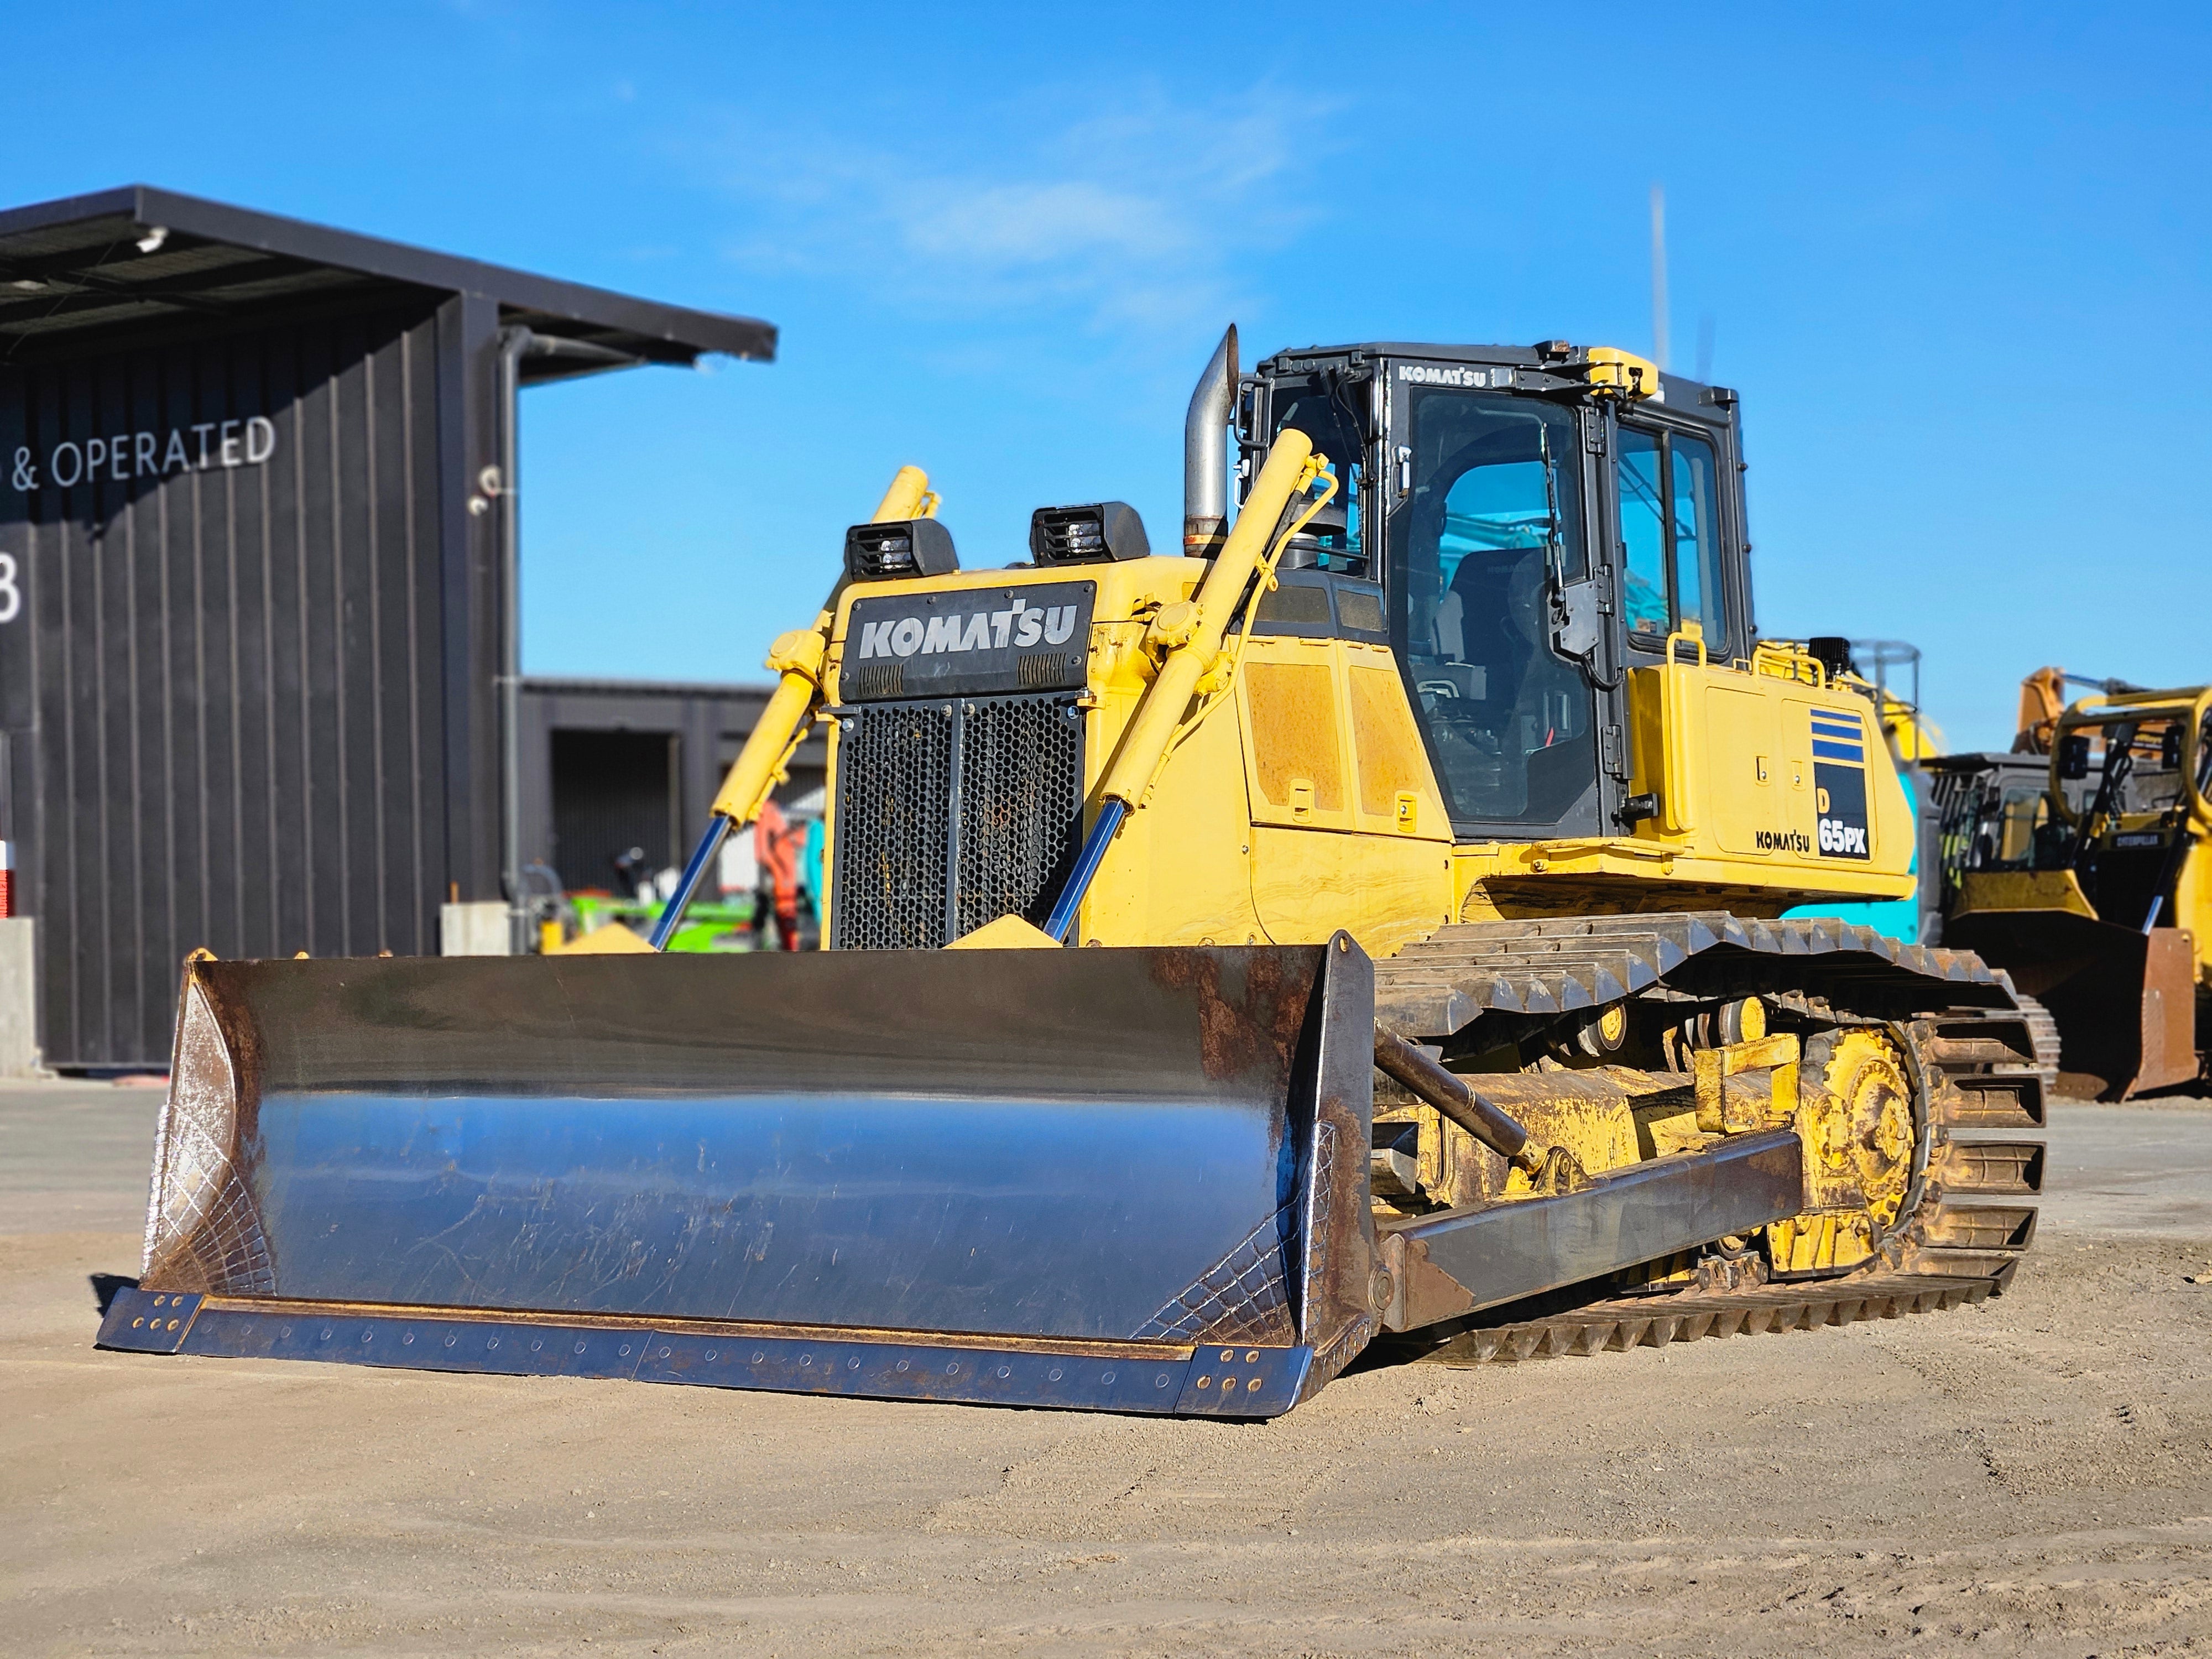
686;82;1339;338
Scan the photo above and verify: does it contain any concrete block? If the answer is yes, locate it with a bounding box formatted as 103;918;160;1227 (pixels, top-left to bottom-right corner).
0;917;41;1077
440;901;515;957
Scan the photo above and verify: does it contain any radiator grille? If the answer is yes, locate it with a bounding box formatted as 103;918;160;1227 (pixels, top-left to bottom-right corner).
831;695;1084;950
956;698;1087;940
830;702;954;950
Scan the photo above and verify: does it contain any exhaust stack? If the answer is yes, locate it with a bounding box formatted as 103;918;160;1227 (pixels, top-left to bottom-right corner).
1182;324;1238;555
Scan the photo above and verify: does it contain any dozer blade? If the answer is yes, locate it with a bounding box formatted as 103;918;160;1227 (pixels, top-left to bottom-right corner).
1945;909;2199;1099
98;940;1379;1417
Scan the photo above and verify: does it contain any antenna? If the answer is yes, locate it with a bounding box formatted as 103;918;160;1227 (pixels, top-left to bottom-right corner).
1649;183;1669;372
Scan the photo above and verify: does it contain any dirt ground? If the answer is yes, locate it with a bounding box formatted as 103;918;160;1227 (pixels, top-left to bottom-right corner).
6;1080;2212;1658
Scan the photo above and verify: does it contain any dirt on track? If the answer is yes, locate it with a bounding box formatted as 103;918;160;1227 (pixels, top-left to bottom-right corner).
6;1084;2212;1657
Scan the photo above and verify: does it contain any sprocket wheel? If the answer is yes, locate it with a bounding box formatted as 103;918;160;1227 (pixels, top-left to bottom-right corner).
1770;1027;1920;1272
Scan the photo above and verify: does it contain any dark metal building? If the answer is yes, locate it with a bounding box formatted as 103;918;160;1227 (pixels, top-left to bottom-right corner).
0;186;774;1068
518;677;823;896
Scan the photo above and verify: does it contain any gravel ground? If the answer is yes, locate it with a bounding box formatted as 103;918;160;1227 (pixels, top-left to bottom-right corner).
4;1079;2210;1657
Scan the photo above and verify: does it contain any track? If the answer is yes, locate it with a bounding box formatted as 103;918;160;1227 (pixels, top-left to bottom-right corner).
2012;992;2065;1094
1370;912;2045;1366
1408;1270;2005;1365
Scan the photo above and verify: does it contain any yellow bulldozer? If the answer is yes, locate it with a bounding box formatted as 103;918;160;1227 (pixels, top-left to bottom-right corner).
101;332;2041;1417
1930;672;2210;1100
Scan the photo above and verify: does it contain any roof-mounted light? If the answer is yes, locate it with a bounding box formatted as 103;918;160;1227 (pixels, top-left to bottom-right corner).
1583;346;1662;400
844;518;959;581
1029;502;1150;565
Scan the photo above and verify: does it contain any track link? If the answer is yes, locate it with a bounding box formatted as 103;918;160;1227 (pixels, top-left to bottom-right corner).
2010;993;2065;1094
1371;912;2045;1366
1415;1270;2002;1365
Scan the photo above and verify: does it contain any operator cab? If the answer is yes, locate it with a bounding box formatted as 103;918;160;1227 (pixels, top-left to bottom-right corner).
1246;342;1750;842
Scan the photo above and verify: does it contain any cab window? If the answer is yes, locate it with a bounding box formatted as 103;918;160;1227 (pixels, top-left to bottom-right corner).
1269;378;1366;571
1618;425;1726;648
1396;387;1596;828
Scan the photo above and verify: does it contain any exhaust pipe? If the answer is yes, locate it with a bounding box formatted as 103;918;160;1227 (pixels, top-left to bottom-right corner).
1182;324;1238;555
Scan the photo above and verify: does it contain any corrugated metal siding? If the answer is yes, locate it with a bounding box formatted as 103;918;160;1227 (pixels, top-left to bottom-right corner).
547;728;680;890
0;304;458;1066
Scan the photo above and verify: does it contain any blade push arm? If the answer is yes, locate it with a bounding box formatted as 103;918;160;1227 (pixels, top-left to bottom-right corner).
1040;432;1329;942
646;466;936;951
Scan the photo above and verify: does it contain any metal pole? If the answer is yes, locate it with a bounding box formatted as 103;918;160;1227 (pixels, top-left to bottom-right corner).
0;731;12;917
487;331;666;953
496;328;531;955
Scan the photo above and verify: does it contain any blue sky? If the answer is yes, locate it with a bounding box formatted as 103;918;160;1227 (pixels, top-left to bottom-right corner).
7;4;2205;750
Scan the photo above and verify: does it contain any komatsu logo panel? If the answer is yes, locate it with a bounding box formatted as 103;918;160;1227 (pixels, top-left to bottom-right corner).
1810;712;1871;860
844;581;1094;700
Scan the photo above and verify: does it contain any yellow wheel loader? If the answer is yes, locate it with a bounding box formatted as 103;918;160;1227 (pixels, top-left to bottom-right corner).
1933;682;2210;1099
101;332;2042;1417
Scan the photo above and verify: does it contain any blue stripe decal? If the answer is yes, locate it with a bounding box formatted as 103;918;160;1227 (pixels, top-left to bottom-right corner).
1809;717;1863;737
1813;739;1866;762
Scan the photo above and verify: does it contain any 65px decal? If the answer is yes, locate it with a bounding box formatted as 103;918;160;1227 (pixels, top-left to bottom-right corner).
1814;763;1870;859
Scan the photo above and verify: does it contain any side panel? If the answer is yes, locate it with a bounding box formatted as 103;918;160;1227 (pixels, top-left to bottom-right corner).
0;305;466;1067
1346;658;1446;838
1085;685;1269;947
1237;636;1453;953
1248;826;1456;956
1620;662;1914;901
1243;650;1354;832
1704;682;1785;855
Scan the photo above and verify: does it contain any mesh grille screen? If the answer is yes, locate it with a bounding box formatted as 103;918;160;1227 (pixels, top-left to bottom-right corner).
831;695;1083;950
830;702;954;950
956;698;1086;940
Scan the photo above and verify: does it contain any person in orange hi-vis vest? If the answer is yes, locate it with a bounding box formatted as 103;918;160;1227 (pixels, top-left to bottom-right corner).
752;799;801;952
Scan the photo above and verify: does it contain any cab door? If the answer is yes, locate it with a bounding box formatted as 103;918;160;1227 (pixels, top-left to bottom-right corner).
1611;413;1738;667
1608;404;1762;843
1380;362;1608;842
